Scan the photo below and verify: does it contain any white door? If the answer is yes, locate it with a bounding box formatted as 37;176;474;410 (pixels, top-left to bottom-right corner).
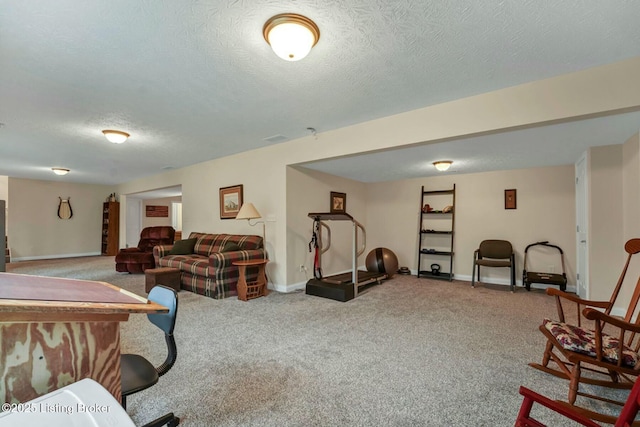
125;198;142;248
171;202;182;231
575;153;589;298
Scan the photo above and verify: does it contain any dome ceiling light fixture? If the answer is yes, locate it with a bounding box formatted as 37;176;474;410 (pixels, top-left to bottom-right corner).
52;167;70;175
433;161;453;172
263;13;320;61
102;130;130;144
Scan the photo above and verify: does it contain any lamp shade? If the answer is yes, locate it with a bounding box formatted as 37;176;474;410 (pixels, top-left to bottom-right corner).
236;203;262;220
433;161;453;172
263;14;320;61
102;130;130;144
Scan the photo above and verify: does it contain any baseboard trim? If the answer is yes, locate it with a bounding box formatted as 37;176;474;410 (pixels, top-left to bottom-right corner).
273;281;306;293
11;252;102;262
278;271;577;294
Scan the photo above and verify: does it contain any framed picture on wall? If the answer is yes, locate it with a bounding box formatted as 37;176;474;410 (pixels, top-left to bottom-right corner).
219;184;243;219
505;189;517;209
330;191;346;213
146;205;169;217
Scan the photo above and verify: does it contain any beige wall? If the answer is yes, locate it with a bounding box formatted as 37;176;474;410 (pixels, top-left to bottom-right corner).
587;145;625;302
117;147;286;283
620;134;640;314
623;133;640;240
0;176;7;232
8;178;113;260
366;165;576;286
285;167;367;290
0;176;8;205
142;197;181;228
114;57;640;289
3;58;640;285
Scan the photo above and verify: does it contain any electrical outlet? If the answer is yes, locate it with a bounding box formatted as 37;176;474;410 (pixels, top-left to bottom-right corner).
299;264;305;272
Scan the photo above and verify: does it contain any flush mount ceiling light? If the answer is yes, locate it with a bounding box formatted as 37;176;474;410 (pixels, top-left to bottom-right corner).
433;161;453;172
52;167;70;175
102;130;130;144
263;13;320;61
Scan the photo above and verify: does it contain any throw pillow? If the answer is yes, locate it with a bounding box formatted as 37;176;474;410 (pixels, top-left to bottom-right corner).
168;238;197;255
221;242;241;252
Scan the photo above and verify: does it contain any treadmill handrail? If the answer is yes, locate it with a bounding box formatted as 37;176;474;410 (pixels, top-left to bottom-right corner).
319;221;331;255
354;219;366;257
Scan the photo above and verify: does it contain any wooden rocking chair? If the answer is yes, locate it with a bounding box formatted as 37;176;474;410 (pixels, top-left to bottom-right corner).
515;376;640;427
529;238;640;424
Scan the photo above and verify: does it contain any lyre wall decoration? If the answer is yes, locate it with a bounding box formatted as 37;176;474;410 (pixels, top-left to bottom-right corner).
58;197;73;219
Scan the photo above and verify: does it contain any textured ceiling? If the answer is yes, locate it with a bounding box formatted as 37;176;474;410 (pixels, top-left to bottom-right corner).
1;1;640;185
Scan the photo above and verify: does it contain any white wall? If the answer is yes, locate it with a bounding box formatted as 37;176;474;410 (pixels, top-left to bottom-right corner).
8;178;114;260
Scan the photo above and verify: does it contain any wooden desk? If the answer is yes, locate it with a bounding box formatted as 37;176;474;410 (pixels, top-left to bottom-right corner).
0;273;167;404
233;259;268;301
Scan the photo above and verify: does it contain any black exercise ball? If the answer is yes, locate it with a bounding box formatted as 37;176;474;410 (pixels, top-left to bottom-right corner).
365;247;399;278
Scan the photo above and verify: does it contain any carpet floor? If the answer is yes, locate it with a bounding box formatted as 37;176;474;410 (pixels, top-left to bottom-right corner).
6;256;633;426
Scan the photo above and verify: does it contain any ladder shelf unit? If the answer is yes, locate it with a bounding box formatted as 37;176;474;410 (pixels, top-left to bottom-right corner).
417;185;455;281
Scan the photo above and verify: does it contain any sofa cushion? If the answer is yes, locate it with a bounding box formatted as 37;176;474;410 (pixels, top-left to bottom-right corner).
190;233;221;256
187;232;263;254
159;254;211;277
169;238;197;255
221;242;241;252
218;234;263;250
239;235;263;250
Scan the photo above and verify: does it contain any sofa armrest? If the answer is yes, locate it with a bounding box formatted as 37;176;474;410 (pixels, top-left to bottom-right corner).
153;244;174;264
209;249;266;269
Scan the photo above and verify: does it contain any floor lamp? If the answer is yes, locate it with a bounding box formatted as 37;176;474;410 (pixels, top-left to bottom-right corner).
236;202;266;260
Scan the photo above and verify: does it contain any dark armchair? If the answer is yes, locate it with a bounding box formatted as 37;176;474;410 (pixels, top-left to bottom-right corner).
471;239;516;292
115;226;175;274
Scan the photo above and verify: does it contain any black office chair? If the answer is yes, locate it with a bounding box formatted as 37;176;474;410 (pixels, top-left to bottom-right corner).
121;285;180;427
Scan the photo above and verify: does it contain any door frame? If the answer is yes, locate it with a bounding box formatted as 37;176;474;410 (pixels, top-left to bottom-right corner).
575;152;589;299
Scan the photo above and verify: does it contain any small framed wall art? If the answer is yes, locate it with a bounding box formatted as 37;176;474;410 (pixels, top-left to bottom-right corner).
330;191;346;213
504;189;517;210
220;184;243;219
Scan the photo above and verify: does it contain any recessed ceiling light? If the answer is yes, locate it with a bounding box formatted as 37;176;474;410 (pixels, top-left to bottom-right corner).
102;130;130;144
433;161;453;172
52;167;70;175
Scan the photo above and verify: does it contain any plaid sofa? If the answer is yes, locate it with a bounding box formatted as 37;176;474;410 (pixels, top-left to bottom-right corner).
153;232;265;299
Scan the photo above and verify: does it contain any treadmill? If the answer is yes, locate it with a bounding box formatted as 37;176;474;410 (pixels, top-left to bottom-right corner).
305;212;387;301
